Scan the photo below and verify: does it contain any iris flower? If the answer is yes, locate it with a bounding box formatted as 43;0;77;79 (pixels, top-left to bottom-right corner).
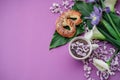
90;6;102;25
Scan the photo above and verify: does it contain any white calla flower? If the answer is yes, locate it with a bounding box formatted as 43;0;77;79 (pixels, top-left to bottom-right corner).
84;25;95;41
104;0;117;12
93;58;111;73
84;29;93;41
84;25;105;40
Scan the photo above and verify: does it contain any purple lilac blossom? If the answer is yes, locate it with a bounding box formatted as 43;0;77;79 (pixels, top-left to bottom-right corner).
49;3;62;14
62;0;70;9
83;40;120;80
50;0;74;14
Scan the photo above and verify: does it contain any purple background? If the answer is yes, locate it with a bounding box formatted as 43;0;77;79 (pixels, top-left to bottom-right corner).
0;0;120;80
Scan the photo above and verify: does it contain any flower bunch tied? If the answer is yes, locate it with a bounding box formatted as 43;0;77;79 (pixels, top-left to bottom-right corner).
49;0;120;79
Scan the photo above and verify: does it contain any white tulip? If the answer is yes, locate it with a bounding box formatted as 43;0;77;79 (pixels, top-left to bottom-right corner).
93;58;111;73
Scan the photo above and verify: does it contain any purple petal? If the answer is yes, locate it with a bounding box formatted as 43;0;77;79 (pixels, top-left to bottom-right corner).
104;7;110;13
85;0;95;3
94;6;100;15
91;16;100;25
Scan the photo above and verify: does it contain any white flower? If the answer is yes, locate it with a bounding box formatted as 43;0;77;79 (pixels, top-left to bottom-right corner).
84;25;105;40
93;58;111;73
84;25;95;41
104;0;117;12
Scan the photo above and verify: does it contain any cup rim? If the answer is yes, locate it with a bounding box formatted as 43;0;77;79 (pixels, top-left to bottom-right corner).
68;37;92;60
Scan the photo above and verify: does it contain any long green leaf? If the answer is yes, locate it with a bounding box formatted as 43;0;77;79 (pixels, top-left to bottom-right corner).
98;27;120;49
101;19;120;40
72;1;93;17
103;12;120;32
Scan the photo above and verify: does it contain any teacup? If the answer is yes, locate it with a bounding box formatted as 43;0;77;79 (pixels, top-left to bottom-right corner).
68;37;98;60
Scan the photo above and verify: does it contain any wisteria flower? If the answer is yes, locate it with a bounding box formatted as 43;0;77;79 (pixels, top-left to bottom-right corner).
93;58;111;73
89;6;102;25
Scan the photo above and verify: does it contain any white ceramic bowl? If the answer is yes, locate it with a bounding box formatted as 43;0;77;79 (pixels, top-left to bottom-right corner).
68;37;92;60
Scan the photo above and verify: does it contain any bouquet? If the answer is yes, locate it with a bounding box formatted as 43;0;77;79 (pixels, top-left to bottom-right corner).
49;0;120;80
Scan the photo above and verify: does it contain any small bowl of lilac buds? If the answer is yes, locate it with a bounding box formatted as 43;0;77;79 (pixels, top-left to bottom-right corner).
69;37;98;60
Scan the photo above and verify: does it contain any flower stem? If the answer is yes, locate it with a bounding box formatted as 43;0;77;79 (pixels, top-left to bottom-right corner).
107;48;119;66
100;0;105;8
100;0;120;39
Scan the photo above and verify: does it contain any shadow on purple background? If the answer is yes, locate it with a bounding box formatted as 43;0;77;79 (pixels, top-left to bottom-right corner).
0;0;120;80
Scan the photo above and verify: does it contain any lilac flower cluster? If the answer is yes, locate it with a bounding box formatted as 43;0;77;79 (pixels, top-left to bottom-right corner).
83;64;94;80
49;3;62;14
50;0;74;14
82;40;120;80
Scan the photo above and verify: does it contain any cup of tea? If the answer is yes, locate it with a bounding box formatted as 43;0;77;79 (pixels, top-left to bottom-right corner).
68;37;98;60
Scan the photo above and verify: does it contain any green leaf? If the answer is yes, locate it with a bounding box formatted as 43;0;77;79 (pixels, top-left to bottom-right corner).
72;1;94;29
86;19;93;29
101;19;120;40
97;27;120;50
72;1;94;17
103;12;120;32
49;24;85;49
109;13;120;32
97;12;120;49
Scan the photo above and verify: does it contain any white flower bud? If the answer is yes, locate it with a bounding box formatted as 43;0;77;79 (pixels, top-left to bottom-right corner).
93;58;111;73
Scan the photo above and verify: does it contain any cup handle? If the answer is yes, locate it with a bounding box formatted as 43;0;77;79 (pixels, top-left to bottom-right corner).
92;44;99;50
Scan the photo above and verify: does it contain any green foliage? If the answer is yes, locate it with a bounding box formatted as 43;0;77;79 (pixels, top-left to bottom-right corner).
49;24;84;49
97;12;120;50
72;1;94;29
49;1;120;50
